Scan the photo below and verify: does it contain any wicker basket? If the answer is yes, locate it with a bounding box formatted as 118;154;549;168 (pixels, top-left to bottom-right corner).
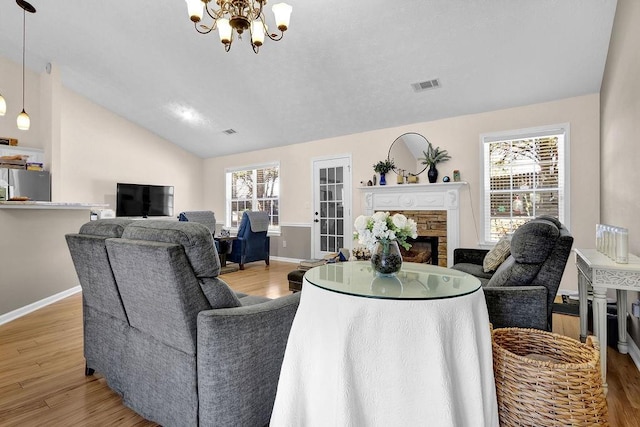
492;327;608;426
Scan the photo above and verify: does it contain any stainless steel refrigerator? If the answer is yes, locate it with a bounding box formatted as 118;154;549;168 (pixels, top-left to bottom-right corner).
0;168;51;201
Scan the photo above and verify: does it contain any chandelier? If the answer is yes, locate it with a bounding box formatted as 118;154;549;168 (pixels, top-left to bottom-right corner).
185;0;292;53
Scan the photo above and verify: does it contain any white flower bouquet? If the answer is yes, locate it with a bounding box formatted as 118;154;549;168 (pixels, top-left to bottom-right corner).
353;212;418;251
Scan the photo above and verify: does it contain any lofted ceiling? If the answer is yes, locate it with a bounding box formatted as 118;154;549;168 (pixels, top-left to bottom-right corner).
0;0;617;158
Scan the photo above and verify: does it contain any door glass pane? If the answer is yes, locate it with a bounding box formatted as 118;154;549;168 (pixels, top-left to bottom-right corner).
321;219;327;234
320;169;327;185
328;168;335;184
329;202;336;217
336;167;343;184
320;202;327;217
328;185;335;201
321;235;328;251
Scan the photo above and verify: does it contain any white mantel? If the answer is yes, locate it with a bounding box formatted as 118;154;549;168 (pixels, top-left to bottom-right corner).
358;182;468;266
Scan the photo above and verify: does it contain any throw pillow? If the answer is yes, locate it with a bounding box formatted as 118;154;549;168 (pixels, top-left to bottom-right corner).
483;235;512;273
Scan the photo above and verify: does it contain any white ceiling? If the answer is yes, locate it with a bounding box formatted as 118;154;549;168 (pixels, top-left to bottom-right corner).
0;0;617;158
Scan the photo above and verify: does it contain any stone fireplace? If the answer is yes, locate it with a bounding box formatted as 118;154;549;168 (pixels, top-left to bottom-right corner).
359;182;466;267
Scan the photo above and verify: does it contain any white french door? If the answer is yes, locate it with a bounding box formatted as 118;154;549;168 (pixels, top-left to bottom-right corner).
311;156;352;259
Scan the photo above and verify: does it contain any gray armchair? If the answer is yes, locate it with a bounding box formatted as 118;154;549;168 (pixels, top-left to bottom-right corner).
451;216;573;331
67;219;300;426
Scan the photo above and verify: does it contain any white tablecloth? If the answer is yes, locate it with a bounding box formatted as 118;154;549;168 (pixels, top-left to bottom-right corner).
271;280;498;426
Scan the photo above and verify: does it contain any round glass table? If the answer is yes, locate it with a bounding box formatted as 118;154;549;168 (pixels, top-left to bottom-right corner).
304;260;481;300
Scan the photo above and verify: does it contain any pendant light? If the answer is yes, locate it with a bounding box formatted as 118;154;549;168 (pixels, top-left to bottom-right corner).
16;0;36;131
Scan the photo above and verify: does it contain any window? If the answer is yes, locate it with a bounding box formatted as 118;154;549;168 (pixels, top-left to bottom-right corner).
226;163;279;230
480;124;569;243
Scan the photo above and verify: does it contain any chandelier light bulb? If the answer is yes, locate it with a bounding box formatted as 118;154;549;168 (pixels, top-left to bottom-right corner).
217;18;232;45
17;109;30;130
251;20;265;46
272;3;292;31
0;94;6;116
185;0;203;22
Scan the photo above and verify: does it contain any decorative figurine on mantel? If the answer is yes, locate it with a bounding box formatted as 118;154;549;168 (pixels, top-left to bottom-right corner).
373;159;395;186
418;140;451;183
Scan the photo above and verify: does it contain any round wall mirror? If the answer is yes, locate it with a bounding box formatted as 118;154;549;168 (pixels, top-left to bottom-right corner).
388;132;430;176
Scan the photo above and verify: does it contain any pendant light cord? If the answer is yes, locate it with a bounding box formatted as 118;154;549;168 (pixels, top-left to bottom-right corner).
22;7;26;109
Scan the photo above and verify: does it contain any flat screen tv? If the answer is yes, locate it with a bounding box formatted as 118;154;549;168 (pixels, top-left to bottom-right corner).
116;183;174;218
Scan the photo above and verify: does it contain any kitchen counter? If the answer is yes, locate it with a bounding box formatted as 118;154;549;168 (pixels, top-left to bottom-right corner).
0;201;108;210
0;204;106;322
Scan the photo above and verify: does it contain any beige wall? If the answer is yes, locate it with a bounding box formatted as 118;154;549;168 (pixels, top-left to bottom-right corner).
600;0;640;349
205;94;600;292
57;87;204;212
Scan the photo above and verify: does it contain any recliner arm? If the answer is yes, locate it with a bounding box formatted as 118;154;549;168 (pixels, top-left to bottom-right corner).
483;286;549;330
454;248;489;265
196;292;301;427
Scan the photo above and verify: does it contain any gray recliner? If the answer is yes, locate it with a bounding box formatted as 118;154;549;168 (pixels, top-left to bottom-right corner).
178;210;217;234
178;210;223;253
65;218;134;394
67;219;300;426
451;216;573;331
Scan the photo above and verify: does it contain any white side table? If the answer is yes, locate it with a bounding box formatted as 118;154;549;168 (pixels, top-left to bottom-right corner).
271;261;498;426
574;248;640;391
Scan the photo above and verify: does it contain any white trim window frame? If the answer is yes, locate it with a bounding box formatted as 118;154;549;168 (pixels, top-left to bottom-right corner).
479;123;570;244
225;162;280;233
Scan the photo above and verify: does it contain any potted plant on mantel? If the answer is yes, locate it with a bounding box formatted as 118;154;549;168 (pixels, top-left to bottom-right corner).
373;159;395;186
418;141;451;183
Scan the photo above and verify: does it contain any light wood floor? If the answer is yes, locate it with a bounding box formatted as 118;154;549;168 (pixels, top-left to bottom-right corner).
1;260;639;426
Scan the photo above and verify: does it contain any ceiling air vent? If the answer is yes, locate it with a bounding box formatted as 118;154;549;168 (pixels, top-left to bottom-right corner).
411;79;441;93
223;128;237;135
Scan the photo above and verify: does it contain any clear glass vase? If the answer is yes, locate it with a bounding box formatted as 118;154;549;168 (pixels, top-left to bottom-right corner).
371;240;403;276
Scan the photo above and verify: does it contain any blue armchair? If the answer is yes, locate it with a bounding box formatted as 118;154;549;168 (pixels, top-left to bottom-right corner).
229;211;270;270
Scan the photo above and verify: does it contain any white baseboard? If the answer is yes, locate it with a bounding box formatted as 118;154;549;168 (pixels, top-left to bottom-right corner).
270;256;303;264
0;285;81;326
628;335;640;373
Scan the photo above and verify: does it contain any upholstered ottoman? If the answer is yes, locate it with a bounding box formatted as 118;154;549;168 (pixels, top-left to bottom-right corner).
288;270;306;292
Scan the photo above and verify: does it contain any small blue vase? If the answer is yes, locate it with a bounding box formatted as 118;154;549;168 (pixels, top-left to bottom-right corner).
379;173;387;185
